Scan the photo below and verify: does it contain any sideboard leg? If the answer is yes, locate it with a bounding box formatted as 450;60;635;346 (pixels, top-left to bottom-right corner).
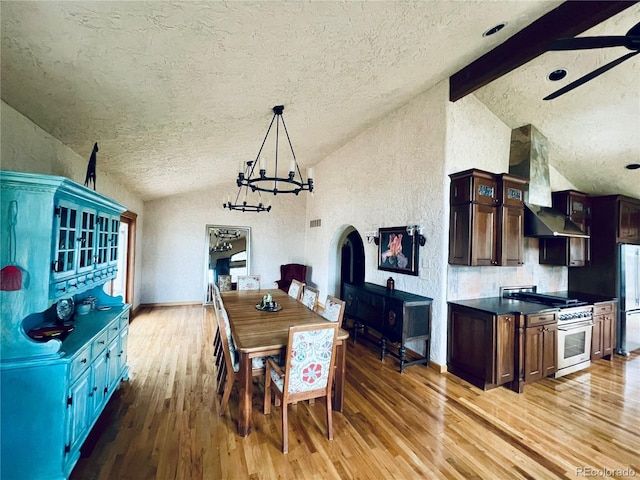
380;337;386;361
399;346;407;373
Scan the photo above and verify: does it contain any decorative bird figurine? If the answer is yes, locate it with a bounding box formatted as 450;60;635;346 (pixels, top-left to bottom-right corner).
84;142;98;190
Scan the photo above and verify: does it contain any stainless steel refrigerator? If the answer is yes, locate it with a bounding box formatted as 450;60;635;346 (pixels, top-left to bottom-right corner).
619;244;640;355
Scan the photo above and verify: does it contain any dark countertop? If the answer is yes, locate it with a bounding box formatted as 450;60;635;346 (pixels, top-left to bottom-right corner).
448;291;617;316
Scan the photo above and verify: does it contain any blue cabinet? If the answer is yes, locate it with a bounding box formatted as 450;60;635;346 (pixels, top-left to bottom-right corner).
0;171;130;479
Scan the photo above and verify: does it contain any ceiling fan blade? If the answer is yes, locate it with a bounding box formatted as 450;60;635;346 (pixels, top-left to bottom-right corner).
544;50;640;100
549;36;627;50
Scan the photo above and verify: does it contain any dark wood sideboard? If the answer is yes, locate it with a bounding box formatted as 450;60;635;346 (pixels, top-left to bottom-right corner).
343;282;432;372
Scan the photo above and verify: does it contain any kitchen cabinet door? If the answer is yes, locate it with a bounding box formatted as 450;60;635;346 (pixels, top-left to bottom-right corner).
618;199;640;244
66;368;91;455
470;203;498;266
542;323;558;377
499;206;524;266
591;315;604;359
495;315;515;384
524;326;544;383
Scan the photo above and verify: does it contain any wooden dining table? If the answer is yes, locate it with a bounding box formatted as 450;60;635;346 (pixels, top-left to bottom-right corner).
221;288;349;437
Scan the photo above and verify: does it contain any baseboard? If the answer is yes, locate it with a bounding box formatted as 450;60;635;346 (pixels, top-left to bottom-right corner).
429;360;447;374
138;301;202;309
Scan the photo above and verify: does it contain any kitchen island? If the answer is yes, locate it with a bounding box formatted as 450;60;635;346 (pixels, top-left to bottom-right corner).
448;291;617;393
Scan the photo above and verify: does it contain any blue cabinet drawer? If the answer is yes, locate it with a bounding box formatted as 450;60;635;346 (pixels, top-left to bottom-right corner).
69;346;91;381
107;320;120;342
91;331;109;359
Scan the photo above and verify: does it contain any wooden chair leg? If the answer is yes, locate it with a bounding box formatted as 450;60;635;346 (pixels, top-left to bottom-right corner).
282;403;289;454
264;375;272;415
218;375;234;416
326;395;333;440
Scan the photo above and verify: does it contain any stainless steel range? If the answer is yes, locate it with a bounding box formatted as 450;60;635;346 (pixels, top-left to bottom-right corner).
502;286;594;378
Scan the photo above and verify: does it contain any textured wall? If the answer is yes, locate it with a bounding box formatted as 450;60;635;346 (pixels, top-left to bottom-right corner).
305;81;449;360
445;95;569;303
142;187;307;304
1;101;145;310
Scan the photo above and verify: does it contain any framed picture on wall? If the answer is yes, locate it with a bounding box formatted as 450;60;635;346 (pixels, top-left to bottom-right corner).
377;226;419;276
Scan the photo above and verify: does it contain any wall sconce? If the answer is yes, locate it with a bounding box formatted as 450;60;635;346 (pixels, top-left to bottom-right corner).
406;225;426;246
365;230;379;245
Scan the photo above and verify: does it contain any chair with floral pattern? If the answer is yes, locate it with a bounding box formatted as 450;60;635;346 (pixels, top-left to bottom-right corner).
287;279;305;301
316;295;346;328
218;275;232;292
263;323;339;453
237;275;261;291
300;286;319;310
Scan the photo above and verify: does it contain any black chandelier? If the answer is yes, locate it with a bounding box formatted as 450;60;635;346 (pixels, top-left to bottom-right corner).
223;161;272;213
236;105;313;196
210;241;232;253
214;228;241;240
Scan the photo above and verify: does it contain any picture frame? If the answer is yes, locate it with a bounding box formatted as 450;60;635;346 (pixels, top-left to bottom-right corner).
377;226;419;276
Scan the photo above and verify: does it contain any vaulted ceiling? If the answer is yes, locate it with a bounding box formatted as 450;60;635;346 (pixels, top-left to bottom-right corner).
1;1;638;201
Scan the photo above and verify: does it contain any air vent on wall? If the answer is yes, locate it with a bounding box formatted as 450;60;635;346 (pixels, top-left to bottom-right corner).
310;219;322;228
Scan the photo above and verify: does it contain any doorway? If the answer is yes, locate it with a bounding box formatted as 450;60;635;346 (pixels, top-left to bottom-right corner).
108;211;137;309
340;229;365;299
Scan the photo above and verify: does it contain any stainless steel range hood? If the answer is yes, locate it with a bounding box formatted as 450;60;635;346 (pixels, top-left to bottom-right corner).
509;125;589;239
523;203;590;238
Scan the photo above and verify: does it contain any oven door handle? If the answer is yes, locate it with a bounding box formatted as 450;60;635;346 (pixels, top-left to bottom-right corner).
558;320;594;331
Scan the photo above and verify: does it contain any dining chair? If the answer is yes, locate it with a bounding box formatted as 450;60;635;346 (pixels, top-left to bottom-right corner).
237;275;261;291
215;303;279;415
218;275;232;292
317;295;346;328
300;286;319;310
263;323;339;453
287;279;305;301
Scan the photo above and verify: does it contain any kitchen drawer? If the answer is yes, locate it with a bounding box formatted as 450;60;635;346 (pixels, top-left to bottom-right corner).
91;330;109;359
594;302;614;316
107;320;120;342
69;346;91;381
525;312;557;327
119;310;130;329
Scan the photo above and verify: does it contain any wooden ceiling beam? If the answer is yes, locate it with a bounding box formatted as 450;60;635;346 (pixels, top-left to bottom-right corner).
449;1;638;102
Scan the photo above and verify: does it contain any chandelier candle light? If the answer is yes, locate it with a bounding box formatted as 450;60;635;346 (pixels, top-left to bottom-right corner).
236;105;314;196
223;161;272;212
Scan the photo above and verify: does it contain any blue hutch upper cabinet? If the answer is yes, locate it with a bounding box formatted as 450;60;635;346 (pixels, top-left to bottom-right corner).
1;171;130;480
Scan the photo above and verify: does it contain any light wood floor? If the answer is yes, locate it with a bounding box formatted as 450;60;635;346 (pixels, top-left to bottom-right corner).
71;305;640;480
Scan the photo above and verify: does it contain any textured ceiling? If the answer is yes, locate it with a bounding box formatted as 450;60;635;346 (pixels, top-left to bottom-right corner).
1;1;638;201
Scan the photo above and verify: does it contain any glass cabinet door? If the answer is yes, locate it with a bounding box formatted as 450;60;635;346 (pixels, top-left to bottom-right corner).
108;216;120;265
53;203;78;277
77;209;96;273
95;214;111;267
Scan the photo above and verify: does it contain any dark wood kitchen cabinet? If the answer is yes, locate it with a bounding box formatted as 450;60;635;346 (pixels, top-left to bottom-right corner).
617;197;640;244
540;190;590;267
524;315;558;382
447;304;515;389
448;169;526;266
591;301;617;361
344;282;432;372
591;195;640;245
512;312;558;393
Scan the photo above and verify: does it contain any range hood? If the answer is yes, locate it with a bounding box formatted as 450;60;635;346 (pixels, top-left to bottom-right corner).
509;125;589;239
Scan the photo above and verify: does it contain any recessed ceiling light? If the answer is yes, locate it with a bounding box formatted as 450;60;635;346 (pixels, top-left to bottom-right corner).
625;163;640;170
548;69;567;81
483;23;506;37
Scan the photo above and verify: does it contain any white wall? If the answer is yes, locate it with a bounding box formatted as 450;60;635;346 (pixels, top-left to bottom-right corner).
141;186;307;304
1;101;145;310
305;81;449;360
